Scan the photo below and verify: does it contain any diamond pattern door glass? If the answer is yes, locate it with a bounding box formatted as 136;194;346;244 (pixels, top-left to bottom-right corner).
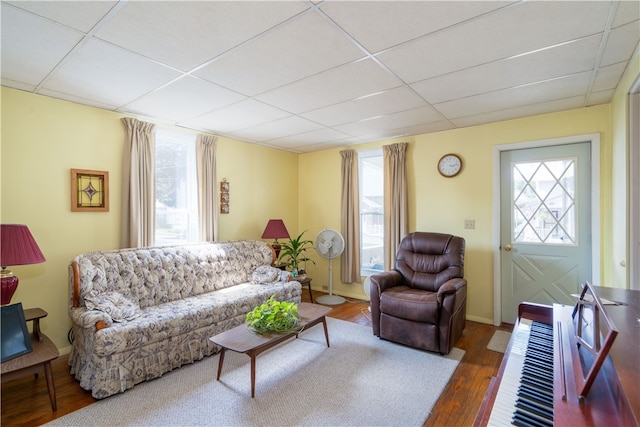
512;158;576;245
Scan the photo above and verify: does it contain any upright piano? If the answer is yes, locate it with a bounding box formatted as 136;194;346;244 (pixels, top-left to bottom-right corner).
474;283;640;427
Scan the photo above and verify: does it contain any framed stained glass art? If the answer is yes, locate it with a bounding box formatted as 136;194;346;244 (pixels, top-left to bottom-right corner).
71;169;109;212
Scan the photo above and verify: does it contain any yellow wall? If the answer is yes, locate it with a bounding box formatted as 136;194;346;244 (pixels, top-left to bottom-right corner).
299;105;612;324
0;87;298;352
3;54;637;350
609;51;639;288
216;136;299;240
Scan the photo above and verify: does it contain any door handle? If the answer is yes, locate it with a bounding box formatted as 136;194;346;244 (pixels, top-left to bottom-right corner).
504;244;512;251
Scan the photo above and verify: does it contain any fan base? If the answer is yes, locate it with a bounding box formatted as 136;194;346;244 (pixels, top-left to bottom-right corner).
316;294;346;305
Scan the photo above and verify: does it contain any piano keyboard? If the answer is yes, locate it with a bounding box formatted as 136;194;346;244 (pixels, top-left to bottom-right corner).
487;318;555;427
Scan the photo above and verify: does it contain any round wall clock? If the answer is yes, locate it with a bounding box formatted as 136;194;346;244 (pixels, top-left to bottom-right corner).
438;153;462;177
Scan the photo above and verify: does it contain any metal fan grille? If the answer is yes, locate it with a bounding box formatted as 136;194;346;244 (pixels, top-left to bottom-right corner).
315;229;345;259
314;229;345;305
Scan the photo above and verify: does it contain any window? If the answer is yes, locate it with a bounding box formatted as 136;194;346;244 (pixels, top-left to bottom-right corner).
512;158;576;245
359;149;384;276
155;128;199;245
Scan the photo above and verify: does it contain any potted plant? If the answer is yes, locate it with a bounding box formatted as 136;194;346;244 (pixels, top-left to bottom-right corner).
277;231;315;277
245;295;299;334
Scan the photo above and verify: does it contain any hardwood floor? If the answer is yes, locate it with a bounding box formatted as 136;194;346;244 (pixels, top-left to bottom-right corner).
2;291;510;426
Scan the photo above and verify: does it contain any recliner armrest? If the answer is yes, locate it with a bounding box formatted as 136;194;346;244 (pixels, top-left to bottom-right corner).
370;270;403;296
437;278;467;304
369;271;403;337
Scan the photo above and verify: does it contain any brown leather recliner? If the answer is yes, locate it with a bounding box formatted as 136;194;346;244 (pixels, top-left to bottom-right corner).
370;232;467;355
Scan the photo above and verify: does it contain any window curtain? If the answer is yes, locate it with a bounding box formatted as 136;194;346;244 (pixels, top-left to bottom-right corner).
383;142;409;269
196;134;218;242
340;149;360;283
121;117;156;248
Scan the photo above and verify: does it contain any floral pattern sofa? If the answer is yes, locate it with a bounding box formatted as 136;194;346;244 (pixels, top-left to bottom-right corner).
68;240;301;399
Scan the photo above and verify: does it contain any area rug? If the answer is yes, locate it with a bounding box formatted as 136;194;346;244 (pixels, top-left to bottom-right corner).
46;318;464;427
487;330;511;353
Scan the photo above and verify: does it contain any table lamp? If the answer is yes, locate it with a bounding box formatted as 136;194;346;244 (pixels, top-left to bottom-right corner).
261;219;290;260
1;224;46;305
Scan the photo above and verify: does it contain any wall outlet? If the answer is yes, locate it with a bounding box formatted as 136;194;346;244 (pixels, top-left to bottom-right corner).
464;219;475;229
322;285;328;290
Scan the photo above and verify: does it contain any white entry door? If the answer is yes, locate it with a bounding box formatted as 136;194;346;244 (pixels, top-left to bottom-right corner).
500;142;592;324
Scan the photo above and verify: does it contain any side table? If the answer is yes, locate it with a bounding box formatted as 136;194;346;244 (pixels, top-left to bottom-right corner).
1;307;59;411
297;277;313;303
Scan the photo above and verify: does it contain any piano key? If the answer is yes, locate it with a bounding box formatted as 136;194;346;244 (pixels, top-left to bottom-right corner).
518;385;554;407
512;408;554;427
486;318;532;427
516;397;554;420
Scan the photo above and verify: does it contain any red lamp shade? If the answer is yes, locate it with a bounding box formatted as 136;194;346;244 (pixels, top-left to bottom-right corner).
261;219;290;261
1;224;46;305
261;219;290;241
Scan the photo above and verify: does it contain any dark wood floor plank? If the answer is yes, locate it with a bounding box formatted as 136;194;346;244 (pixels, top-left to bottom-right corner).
2;290;506;426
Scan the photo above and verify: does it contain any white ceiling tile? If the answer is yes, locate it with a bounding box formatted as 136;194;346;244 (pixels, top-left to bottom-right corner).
1;4;83;86
390;121;456;138
194;12;365;96
377;0;611;83
345;120;455;143
6;0;118;32
450;96;586;128
301;86;428;126
587;90;615;106
94;1;309;72
600;20;640;67
592;62;629;93
37;87;119;111
612;1;640;28
123;76;246;122
228;115;323;142
320;0;512;53
265;127;352;146
179;99;290;133
255;59;402;113
412;34;601;104
42;38;181;107
434;72;592;119
1;77;36;92
0;1;630;153
291;140;355;154
335;106;447;136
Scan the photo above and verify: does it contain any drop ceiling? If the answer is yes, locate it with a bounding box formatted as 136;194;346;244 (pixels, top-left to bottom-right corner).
2;1;638;153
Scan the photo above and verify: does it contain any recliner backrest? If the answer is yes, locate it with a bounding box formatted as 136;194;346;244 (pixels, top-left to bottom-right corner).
395;232;465;292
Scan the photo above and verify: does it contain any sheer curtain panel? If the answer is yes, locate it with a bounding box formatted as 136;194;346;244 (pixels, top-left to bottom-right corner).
121;118;156;248
340;149;360;283
383;142;409;269
196;134;218;242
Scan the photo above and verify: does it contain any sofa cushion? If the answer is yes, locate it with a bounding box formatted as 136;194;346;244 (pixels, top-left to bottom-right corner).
251;265;280;283
72;241;275;310
91;281;299;356
85;291;142;322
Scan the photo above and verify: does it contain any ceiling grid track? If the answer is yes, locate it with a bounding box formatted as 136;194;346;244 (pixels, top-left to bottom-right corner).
32;0;129;93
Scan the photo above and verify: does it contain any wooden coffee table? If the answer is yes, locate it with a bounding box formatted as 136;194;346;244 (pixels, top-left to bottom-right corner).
210;302;332;397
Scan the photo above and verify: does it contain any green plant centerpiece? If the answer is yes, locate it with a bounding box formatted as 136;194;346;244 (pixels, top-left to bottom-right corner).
245;295;300;334
277;231;316;276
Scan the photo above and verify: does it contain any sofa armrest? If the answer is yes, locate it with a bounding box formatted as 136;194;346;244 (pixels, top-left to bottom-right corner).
70;307;113;330
72;261;81;308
